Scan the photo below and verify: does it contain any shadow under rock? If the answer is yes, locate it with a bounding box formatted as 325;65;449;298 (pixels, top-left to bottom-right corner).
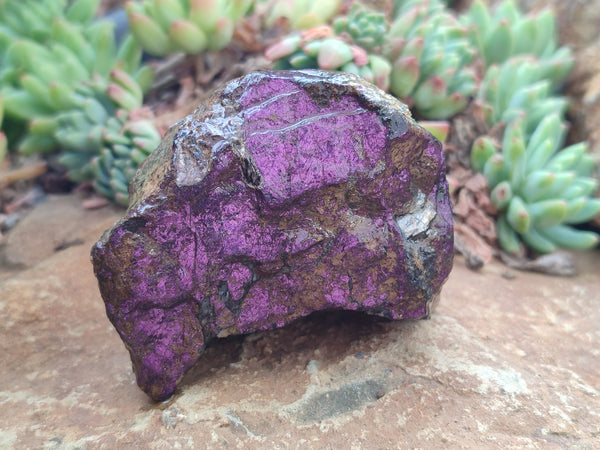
178;309;414;394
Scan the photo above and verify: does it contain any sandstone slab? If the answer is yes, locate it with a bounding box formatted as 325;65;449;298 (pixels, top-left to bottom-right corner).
0;194;122;272
91;70;453;401
0;194;599;448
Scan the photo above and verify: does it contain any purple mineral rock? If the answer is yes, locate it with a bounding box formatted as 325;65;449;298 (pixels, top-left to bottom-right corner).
91;70;453;401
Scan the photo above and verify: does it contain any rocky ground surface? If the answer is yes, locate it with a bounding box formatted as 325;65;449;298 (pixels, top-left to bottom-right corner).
1;193;599;448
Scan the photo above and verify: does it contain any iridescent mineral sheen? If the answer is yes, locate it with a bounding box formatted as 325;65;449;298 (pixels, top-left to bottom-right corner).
91;70;453;401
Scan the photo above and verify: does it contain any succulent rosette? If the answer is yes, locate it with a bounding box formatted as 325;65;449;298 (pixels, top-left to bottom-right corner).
464;0;600;254
125;0;254;56
53;73;161;205
461;0;574;70
0;0;153;151
333;3;388;50
386;0;478;119
471;115;599;255
478;57;571;132
264;0;341;30
0;0;158;204
265;5;393;92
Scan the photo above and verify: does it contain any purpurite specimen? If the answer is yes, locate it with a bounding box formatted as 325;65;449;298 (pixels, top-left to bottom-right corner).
91;70;454;401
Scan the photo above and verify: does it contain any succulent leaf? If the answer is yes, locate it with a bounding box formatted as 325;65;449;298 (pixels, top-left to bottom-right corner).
125;0;252;56
537;225;600;250
390;56;420;99
462;0;570;70
528;199;567;228
87;21;119;76
0;131;6;165
127;9;172;57
333;4;388;49
208;17;235;51
418;120;450;143
483;20;512;65
521;226;557;254
168;20;208;54
316;38;353;70
507;196;531;234
65;0;100;24
490;180;512;210
189;0;221;32
471;136;497;173
482;154;506;189
266;0;341;29
497;215;524;256
565;199;600;224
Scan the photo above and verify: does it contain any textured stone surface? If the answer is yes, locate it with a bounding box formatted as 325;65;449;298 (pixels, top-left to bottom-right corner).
0;195;122;271
91;70;453;401
1;194;599;448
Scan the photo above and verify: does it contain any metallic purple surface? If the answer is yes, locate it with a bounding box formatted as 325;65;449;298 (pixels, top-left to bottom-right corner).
91;70;454;401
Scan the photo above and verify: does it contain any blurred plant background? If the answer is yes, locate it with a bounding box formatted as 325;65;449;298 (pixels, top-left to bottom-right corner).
0;0;599;270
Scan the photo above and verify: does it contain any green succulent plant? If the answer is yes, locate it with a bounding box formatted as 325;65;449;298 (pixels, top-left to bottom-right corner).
418;120;450;143
125;0;254;57
265;6;393;92
0;96;5;165
265;0;341;30
386;0;478;119
0;0;159;205
55;76;161;205
266;0;477;119
333;3;388;50
89;111;160;205
15;67;161;205
468;0;599;255
1;38;152;153
392;0;447;19
0;0;153;152
0;0;99;42
461;0;573;68
478;56;572;132
267;33;392;91
471;114;600;255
